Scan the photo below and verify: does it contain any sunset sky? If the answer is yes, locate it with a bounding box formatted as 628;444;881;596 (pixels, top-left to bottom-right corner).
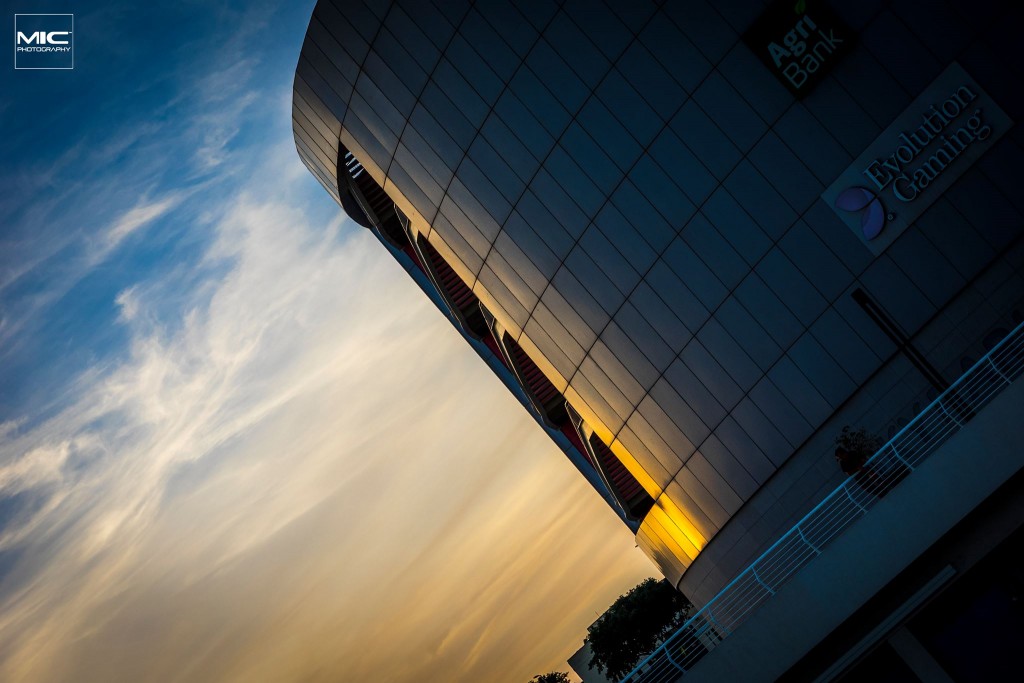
0;2;655;681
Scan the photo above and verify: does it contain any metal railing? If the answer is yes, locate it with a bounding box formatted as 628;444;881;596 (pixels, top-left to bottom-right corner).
621;321;1024;683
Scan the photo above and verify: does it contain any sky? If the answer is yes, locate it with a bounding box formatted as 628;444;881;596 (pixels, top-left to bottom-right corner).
0;2;655;681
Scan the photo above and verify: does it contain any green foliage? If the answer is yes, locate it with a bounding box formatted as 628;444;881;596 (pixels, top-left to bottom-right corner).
834;426;884;475
586;578;692;681
529;673;570;683
834;426;882;457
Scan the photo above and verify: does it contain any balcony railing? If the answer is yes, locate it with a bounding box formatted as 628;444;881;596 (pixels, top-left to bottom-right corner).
620;320;1024;683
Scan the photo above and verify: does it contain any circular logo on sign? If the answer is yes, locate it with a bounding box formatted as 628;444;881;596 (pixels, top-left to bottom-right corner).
835;187;886;240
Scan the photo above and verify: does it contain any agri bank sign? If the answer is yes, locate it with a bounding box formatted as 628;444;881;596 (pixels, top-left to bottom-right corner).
823;63;1012;255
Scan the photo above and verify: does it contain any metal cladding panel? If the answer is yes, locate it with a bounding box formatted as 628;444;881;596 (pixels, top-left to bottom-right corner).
294;0;1024;601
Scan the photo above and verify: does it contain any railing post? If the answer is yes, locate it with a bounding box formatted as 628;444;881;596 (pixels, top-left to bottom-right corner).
988;356;1012;384
937;399;963;426
662;646;687;675
888;443;914;470
796;525;821;554
703;609;731;637
843;484;868;513
750;568;775;596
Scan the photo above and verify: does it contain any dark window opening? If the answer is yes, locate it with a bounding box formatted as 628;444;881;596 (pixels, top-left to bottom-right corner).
502;332;569;426
334;148;651;524
585;431;655;522
497;331;652;522
416;235;489;338
339;147;409;249
479;332;507;367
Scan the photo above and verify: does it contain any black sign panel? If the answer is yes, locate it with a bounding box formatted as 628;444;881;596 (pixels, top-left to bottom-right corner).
743;0;853;98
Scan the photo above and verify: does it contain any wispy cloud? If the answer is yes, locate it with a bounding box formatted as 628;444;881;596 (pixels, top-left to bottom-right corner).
0;170;653;681
188;57;260;173
0;3;656;682
0;6;277;368
103;195;183;250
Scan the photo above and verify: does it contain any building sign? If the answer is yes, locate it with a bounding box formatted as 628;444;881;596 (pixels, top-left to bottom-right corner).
823;63;1013;255
744;0;852;97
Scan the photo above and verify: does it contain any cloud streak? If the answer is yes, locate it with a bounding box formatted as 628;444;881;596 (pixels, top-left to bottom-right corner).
0;4;656;681
0;171;653;681
103;194;183;251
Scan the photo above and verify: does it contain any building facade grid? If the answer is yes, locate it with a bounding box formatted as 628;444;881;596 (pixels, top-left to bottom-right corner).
293;0;1024;599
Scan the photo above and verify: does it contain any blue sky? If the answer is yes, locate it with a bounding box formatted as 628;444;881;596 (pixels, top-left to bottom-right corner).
0;2;654;681
1;1;328;419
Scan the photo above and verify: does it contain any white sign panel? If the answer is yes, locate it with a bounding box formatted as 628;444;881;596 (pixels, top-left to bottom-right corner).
822;63;1012;255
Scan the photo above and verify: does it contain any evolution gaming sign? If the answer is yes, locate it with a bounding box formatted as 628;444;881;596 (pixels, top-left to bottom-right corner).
823;63;1013;255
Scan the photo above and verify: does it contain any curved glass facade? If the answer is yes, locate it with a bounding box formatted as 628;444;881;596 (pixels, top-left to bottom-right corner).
293;0;1024;603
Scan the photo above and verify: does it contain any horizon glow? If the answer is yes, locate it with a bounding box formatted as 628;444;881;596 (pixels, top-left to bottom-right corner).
0;3;655;681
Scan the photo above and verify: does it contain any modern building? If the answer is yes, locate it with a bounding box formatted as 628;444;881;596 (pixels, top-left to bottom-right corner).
292;0;1024;680
570;641;615;683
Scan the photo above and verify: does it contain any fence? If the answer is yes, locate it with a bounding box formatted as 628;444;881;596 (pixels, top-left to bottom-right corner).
621;321;1024;683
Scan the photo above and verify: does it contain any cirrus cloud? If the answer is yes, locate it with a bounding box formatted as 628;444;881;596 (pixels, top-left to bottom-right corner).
0;3;656;682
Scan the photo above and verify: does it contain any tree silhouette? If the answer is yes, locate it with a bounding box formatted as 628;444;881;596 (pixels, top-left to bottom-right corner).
529;673;571;683
587;578;692;681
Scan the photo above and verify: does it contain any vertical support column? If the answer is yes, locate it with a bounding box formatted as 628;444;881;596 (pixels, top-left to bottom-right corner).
887;627;956;683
